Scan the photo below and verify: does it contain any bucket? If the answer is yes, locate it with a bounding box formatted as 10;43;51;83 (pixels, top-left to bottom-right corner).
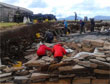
33;19;38;24
66;32;69;35
13;61;22;67
36;33;41;38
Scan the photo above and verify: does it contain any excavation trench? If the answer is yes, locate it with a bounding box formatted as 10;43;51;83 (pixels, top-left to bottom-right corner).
0;22;74;64
0;22;110;84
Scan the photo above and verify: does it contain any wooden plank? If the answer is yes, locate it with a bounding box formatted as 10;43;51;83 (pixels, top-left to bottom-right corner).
24;56;38;64
3;67;24;73
58;66;73;72
31;79;71;84
104;41;110;49
24;54;37;60
94;54;106;58
15;70;29;76
92;79;109;84
72;78;90;84
59;74;75;78
76;60;98;68
71;42;79;50
31;73;49;80
106;57;110;62
14;76;29;84
14;76;29;80
82;46;94;52
76;54;90;60
0;83;14;84
0;76;13;82
0;57;1;65
0;65;6;70
0;73;11;78
94;69;110;75
96;57;106;62
48;62;70;72
72;65;85;70
90;40;104;47
58;65;85;72
90;59;110;67
30;79;110;84
25;60;46;67
58;79;71;84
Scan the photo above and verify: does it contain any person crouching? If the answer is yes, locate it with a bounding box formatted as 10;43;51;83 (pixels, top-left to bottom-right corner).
37;43;52;59
52;43;66;63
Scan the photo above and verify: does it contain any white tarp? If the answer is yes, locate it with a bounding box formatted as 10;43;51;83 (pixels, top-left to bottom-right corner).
73;47;104;59
23;16;28;23
66;49;74;53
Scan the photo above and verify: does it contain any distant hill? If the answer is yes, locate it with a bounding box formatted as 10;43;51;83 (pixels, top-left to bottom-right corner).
94;16;110;21
58;16;82;20
58;15;110;21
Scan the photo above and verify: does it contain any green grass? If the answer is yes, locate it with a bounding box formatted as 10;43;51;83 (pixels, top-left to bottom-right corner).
0;22;24;29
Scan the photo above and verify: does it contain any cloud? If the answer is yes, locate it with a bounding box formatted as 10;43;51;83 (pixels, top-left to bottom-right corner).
95;0;110;8
68;0;110;17
0;0;17;3
44;0;83;8
14;0;34;8
29;7;53;14
29;0;47;8
0;0;110;18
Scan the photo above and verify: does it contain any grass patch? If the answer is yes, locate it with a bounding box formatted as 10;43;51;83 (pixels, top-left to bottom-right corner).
0;22;24;29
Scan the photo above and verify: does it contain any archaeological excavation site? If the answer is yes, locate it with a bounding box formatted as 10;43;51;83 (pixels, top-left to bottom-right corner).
0;21;110;84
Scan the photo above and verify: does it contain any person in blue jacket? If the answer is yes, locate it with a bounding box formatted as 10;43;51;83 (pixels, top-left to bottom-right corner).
64;20;68;34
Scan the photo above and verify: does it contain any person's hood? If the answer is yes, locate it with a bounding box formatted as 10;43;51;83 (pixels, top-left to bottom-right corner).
55;44;62;46
40;44;45;47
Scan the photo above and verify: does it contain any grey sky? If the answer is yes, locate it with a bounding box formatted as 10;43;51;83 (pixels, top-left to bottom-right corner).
0;0;110;18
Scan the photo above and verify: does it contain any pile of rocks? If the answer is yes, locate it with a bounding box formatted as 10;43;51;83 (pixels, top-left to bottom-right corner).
0;39;110;83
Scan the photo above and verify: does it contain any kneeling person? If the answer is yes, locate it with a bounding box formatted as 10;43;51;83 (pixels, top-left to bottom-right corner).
52;43;66;63
37;43;52;59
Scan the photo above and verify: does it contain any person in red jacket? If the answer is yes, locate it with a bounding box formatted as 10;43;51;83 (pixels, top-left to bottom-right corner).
37;44;52;59
52;43;66;63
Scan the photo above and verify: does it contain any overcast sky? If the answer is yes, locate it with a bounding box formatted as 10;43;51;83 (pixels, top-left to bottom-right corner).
0;0;110;18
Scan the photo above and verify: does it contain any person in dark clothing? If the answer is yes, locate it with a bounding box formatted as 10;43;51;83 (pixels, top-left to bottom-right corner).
15;8;21;23
90;18;95;32
45;30;54;43
80;20;85;34
74;12;77;22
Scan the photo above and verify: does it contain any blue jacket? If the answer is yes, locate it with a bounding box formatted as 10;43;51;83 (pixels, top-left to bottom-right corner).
64;21;68;28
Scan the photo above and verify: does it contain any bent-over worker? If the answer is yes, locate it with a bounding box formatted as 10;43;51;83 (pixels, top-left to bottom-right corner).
44;30;54;43
37;43;52;59
52;43;66;63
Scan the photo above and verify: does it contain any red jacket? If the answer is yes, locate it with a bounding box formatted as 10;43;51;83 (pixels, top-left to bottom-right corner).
52;44;66;58
37;44;52;56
